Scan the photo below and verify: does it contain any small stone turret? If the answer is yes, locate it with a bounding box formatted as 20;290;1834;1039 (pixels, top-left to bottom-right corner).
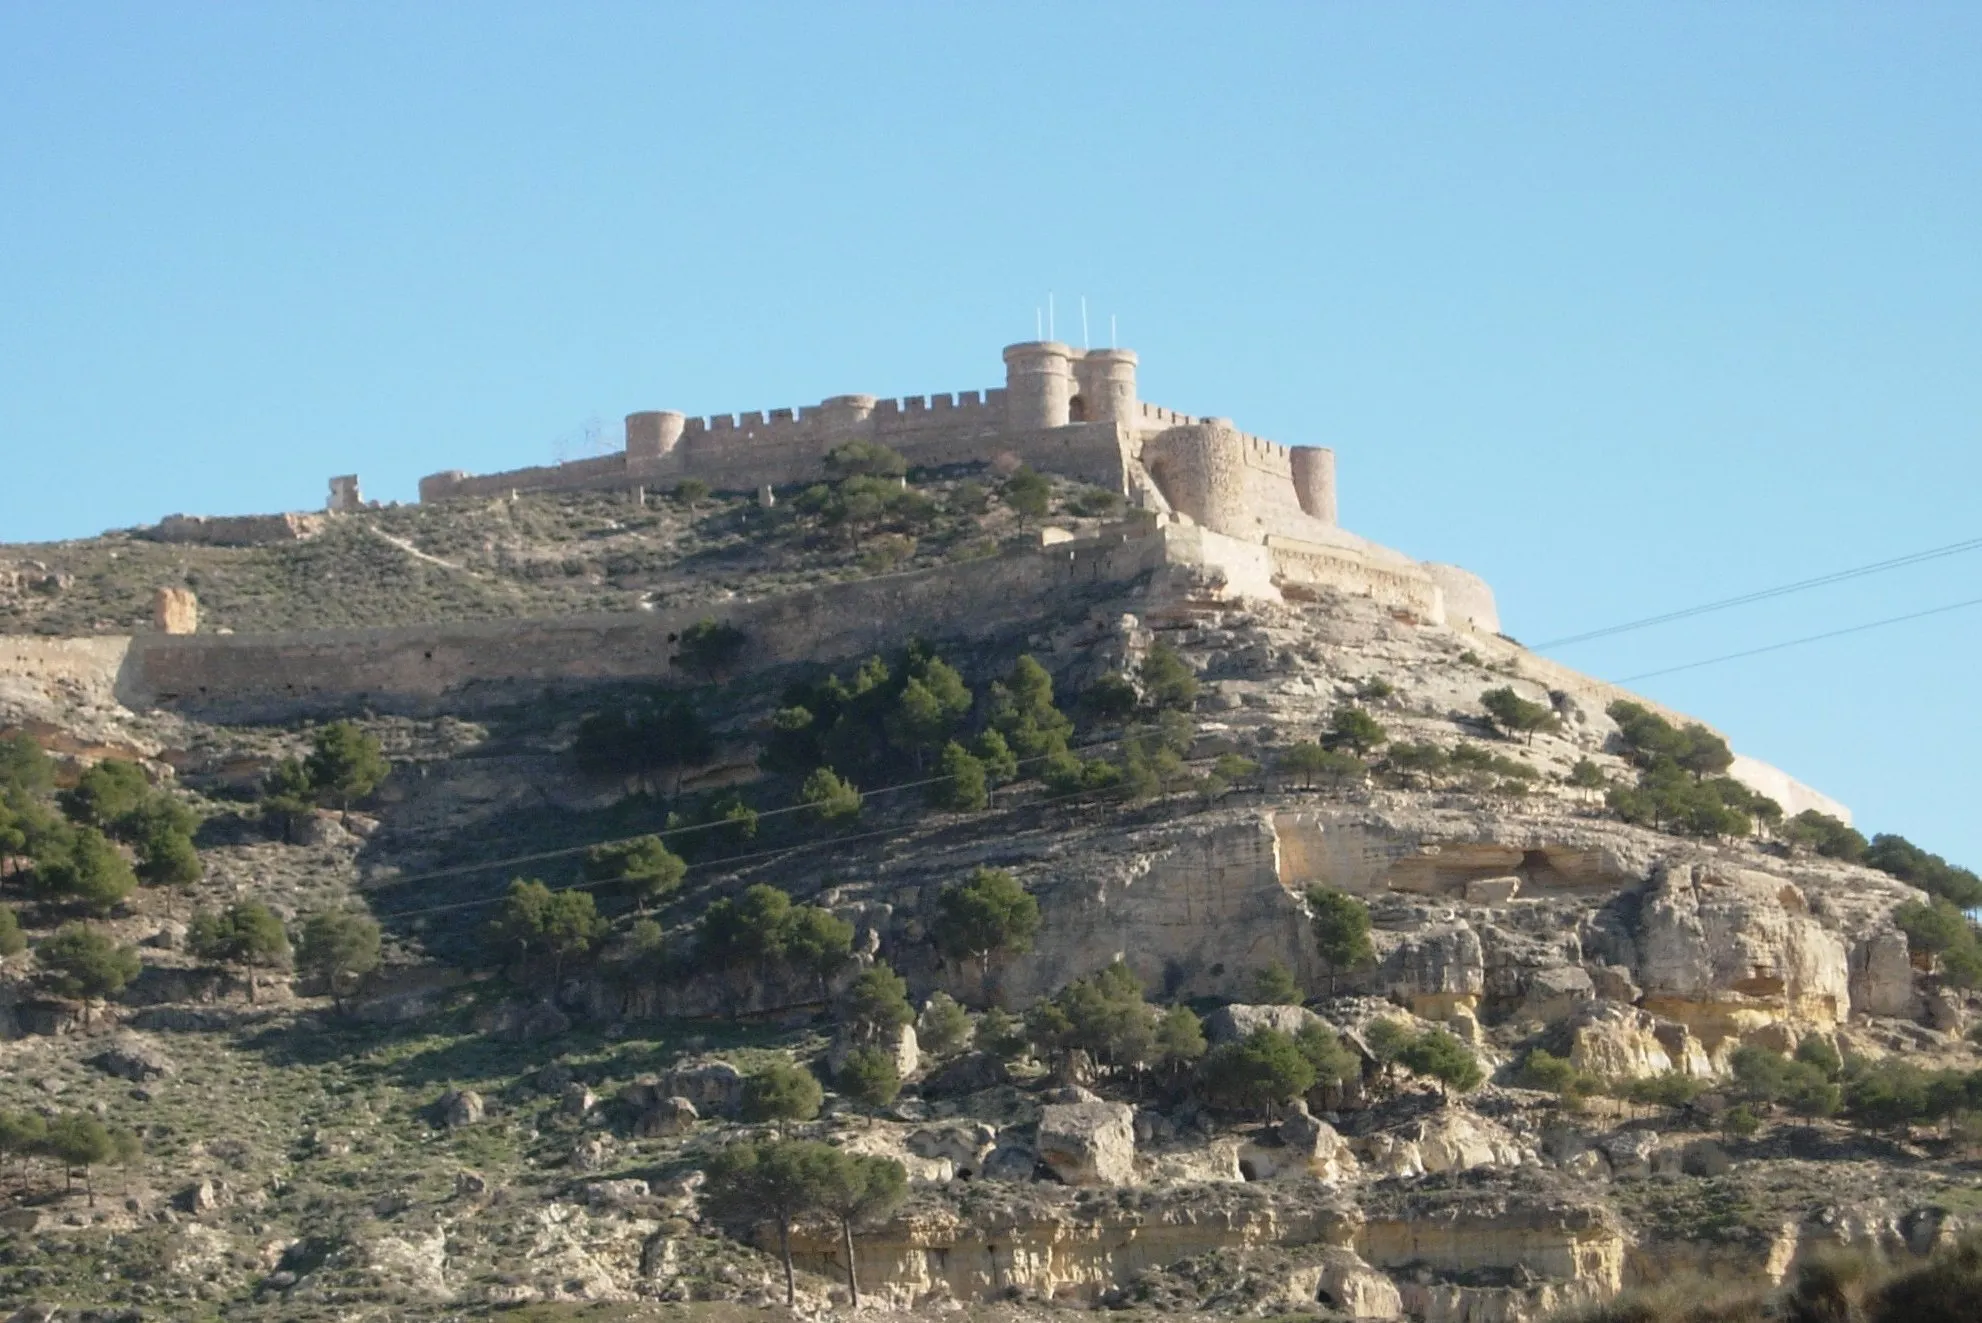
1290;446;1337;526
815;394;879;438
625;411;686;461
1002;342;1075;430
1073;348;1138;425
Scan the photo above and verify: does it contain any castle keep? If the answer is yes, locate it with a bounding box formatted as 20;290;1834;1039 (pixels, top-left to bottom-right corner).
417;342;1501;634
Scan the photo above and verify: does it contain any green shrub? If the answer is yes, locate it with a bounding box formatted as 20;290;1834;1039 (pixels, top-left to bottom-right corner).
1250;961;1302;1006
1480;687;1560;743
837;1046;902;1108
1782;809;1868;861
35;923;140;1023
187;901;291;971
1307;887;1375;991
917;992;970;1056
740;1059;824;1125
1196;1028;1316;1116
933;867;1040;977
1327;706;1387;755
582;835;687;909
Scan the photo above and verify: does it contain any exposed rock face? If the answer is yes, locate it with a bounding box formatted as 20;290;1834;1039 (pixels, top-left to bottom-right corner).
1243;1101;1359;1183
1001;816;1318;1003
1568;1003;1684;1080
474;999;571;1042
1634;862;1852;1056
632;1096;698;1138
1380;922;1486;1018
1359;1108;1531;1179
1850;929;1918;1019
152;586;198;635
1203;1002;1324;1043
827;1021;920;1081
1037;1101;1138;1186
438;1089;485;1128
906;1121;999;1177
646;1060;744;1116
88;1035;173;1081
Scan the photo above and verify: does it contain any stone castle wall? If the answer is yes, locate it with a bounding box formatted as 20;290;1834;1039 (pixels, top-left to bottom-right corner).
413;343;1341;546
112;531;1175;722
146;512;324;547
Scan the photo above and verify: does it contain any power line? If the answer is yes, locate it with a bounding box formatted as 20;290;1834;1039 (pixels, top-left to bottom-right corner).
366;746;1213;924
1612;594;1982;683
1533;533;1982;651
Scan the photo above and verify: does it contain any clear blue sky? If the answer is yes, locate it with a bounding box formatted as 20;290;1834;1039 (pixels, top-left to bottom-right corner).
4;4;1979;865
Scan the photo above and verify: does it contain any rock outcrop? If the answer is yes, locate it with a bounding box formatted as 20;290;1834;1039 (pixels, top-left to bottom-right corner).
1037;1101;1138;1186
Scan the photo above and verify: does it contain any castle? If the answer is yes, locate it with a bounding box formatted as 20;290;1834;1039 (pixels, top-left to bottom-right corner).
416;342;1503;635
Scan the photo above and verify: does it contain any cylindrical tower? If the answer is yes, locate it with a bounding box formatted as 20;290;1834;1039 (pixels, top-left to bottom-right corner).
1002;341;1075;430
1073;348;1138;425
1290;446;1337;525
1141;421;1251;538
625;411;687;461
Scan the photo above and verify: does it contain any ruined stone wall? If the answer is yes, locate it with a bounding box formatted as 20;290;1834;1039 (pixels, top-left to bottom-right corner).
116;531;1170;721
146;513;324;546
1266;535;1447;623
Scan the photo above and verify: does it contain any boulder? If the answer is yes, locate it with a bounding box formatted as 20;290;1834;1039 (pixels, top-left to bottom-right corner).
1522;965;1596;1023
1313;1246;1405;1318
473;999;572;1042
827;1022;920;1081
1464;875;1522;904
1411;1108;1530;1174
1924;989;1967;1034
437;1088;485;1128
88;1036;173;1082
581;1178;651;1210
560;1083;597;1118
569;1135;611;1170
454;1169;489;1199
646;1060;745;1116
905;1121;999;1176
1602;1131;1661;1180
1036;1101;1137;1186
1203;1003;1323;1044
920;1051;1009;1097
1380;922;1485;1017
1568;1003;1677;1080
980;1142;1039;1182
1275;1101;1360;1183
633;1096;700;1138
1850;930;1918;1019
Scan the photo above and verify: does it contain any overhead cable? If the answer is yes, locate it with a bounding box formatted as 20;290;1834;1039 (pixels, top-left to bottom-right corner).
1534;533;1982;651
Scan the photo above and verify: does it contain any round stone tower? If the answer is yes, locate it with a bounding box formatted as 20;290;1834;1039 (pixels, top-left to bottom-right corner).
1002;341;1075;430
1290;445;1337;525
625;411;686;461
1072;348;1138;425
1142;419;1252;538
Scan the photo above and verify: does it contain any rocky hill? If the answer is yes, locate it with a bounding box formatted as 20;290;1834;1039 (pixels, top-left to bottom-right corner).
2;476;1980;1323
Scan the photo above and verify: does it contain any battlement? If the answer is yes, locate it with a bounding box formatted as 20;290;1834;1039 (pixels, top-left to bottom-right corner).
414;342;1344;552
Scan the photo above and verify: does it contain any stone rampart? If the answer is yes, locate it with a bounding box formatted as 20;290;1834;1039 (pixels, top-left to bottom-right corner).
421;415;1134;505
146;513;324;546
114;531;1171;722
